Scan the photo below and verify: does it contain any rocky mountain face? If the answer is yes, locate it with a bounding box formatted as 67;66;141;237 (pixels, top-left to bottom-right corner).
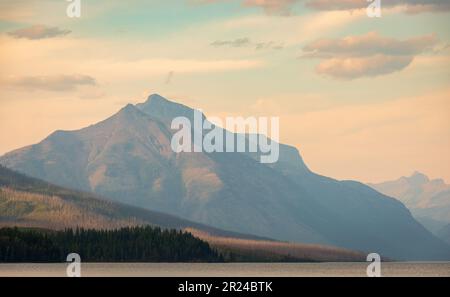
1;94;449;260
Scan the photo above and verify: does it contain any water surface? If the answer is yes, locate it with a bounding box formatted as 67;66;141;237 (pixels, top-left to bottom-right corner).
1;262;449;277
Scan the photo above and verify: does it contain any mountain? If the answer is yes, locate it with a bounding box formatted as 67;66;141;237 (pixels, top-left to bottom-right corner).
0;165;367;262
369;172;450;238
1;94;449;260
368;172;450;211
437;224;450;245
0;165;266;240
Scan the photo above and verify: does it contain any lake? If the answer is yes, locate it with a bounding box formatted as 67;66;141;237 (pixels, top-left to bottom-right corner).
0;262;449;277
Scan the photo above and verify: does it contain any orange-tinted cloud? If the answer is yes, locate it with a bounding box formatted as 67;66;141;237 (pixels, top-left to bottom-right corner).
302;32;438;79
305;0;450;13
316;55;413;79
190;0;302;15
243;0;300;14
3;74;97;91
8;25;71;40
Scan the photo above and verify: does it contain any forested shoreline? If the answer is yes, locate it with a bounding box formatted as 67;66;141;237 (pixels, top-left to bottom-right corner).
0;226;223;262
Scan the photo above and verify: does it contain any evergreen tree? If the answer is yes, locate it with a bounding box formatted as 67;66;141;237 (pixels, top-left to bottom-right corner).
0;226;222;263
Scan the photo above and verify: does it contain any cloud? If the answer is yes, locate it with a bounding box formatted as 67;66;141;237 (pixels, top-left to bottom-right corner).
316;55;413;79
211;37;284;50
192;0;450;14
243;0;301;14
302;32;438;79
303;32;437;57
255;41;284;50
211;38;252;47
8;25;71;40
190;0;301;15
305;0;450;14
4;75;97;91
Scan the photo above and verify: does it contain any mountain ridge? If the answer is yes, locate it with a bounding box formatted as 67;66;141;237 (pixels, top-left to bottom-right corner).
369;172;450;241
1;94;449;260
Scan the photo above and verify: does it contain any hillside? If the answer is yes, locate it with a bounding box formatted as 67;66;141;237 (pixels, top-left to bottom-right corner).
0;165;266;240
186;228;366;262
0;166;370;262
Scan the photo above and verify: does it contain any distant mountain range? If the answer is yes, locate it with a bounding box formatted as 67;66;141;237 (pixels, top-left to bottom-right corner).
1;94;449;260
369;172;450;244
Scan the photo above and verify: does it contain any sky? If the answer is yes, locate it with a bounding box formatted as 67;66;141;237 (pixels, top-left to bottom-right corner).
0;0;449;183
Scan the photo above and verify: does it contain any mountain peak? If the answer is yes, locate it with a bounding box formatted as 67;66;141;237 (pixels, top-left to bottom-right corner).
146;93;169;104
138;93;172;109
408;171;429;184
133;94;172;114
136;93;195;123
123;103;136;110
109;103;147;123
119;103;141;115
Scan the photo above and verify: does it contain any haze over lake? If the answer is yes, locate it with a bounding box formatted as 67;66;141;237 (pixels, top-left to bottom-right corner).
1;263;449;277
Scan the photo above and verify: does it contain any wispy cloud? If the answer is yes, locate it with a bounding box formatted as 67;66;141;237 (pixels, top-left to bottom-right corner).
190;0;301;15
303;32;437;57
302;32;438;79
8;25;71;40
315;55;413;79
211;37;283;50
4;75;97;91
243;0;301;15
192;0;450;15
211;37;252;47
305;0;450;14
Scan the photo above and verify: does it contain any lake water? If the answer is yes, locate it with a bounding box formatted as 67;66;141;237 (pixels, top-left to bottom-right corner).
0;262;449;277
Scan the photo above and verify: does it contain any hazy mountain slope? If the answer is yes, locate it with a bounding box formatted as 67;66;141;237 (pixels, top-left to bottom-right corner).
0;166;268;240
437;224;450;245
369;172;450;239
2;94;449;260
369;172;450;210
1;166;377;262
267;163;449;260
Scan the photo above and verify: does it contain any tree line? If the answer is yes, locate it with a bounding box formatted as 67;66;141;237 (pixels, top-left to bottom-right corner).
0;226;223;262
